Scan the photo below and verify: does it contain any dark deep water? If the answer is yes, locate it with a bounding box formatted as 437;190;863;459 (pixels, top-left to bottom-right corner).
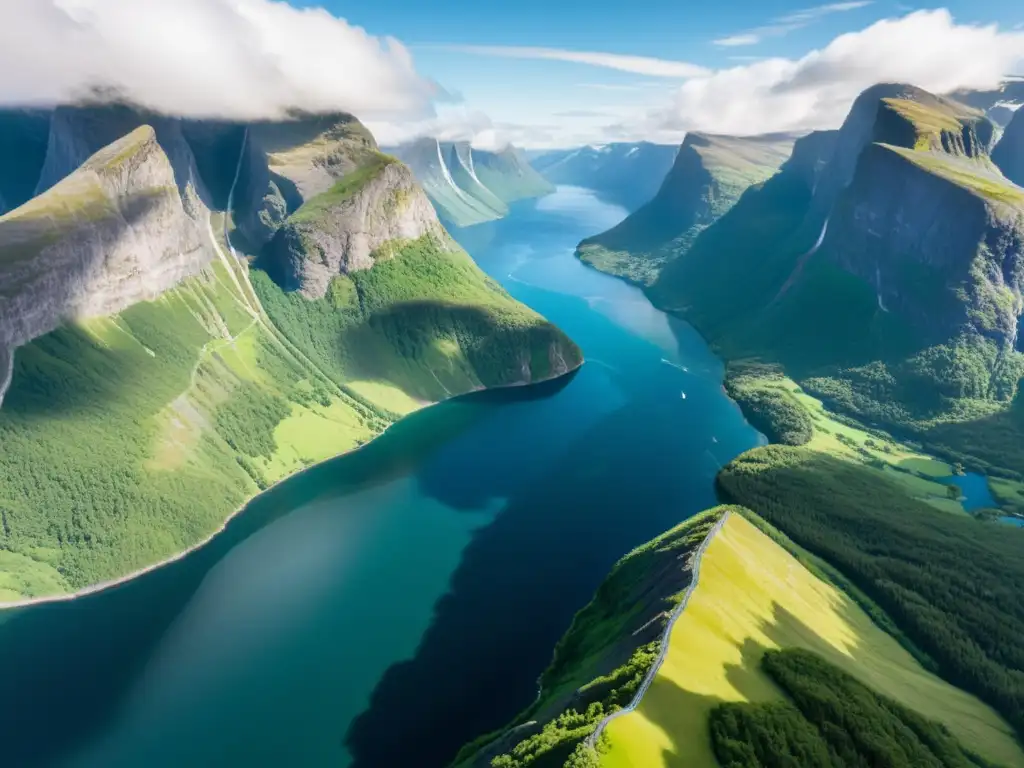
0;187;762;768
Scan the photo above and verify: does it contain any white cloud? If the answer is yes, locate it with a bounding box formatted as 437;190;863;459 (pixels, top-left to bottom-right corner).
430;45;710;78
715;35;763;48
637;10;1024;137
713;1;873;46
0;0;440;120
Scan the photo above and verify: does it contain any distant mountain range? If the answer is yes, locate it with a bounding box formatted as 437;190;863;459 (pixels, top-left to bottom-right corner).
389;139;553;228
529;142;679;212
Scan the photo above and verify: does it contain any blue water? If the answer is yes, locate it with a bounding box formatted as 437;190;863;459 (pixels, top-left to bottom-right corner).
0;187;762;768
938;472;997;511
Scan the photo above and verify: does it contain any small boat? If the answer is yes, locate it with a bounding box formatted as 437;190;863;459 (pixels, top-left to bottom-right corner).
680;392;687;400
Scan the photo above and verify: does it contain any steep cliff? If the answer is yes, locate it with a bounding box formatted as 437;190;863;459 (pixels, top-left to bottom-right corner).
469;144;553;203
994;107;1024;186
0;125;215;406
390;138;506;228
265;153;442;297
577;133;795;285
648;82;1024;474
447;142;509;215
233;112;378;247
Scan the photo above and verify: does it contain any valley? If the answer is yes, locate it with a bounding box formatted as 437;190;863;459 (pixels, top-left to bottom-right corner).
2;19;1024;767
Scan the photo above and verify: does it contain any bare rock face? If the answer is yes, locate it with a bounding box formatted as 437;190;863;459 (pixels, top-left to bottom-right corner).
235;113;378;247
266;157;443;298
0;126;216;405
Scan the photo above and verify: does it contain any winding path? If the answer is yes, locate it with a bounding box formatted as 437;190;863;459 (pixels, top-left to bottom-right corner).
584;509;731;754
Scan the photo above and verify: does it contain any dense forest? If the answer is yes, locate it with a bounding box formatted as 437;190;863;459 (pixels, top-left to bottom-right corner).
711;648;998;768
717;445;1024;739
725;363;813;446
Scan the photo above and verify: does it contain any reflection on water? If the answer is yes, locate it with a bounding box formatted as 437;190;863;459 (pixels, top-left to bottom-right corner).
0;186;762;768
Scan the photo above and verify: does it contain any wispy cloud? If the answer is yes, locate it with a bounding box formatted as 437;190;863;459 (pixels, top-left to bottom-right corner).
634;10;1024;138
713;1;874;47
427;45;709;78
553;109;616;118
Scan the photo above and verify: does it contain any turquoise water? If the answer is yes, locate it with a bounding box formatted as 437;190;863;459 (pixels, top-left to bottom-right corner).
0;186;762;768
938;472;997;510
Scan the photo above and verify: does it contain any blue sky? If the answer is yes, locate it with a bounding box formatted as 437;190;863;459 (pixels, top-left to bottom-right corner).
316;0;1024;147
7;1;1024;148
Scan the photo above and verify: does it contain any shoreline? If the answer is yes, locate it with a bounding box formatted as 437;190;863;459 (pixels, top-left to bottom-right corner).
0;361;583;612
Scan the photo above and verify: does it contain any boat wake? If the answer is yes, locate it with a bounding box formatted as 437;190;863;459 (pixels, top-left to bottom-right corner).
661;358;690;373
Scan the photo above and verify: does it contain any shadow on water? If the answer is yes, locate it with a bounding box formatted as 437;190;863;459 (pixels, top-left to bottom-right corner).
345;383;728;766
0;377;573;768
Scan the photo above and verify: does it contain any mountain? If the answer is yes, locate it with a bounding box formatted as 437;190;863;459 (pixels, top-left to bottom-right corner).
390;139;551;228
458;499;1024;768
952;78;1024;127
531;142;679;211
0;105;581;600
994;106;1024;186
649;83;1024;477
576;133;796;285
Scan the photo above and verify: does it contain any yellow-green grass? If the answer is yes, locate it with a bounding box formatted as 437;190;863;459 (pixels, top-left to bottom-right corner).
347;379;427;415
0;550;69;602
881;97;972;151
600;513;1024;768
255;399;377;483
888;145;1024;206
750;375;962;512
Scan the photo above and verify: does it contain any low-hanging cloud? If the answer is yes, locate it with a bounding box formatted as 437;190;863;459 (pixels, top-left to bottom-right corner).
1;0;441;120
637;10;1024;137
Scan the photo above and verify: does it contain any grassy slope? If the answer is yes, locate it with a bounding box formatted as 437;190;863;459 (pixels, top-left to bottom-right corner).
726;363;970;515
0;254;391;599
717;444;1024;752
452;509;725;768
601;513;1023;768
254;233;580;406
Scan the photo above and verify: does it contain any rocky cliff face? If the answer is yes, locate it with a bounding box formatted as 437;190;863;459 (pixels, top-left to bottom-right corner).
265;155;443;298
824;142;1024;346
233;113;379;247
994;108;1024;186
0;126;216;405
780;130;839;192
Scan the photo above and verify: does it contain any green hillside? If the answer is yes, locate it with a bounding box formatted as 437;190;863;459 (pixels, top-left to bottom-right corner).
577;134;795;285
0;117;581;601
